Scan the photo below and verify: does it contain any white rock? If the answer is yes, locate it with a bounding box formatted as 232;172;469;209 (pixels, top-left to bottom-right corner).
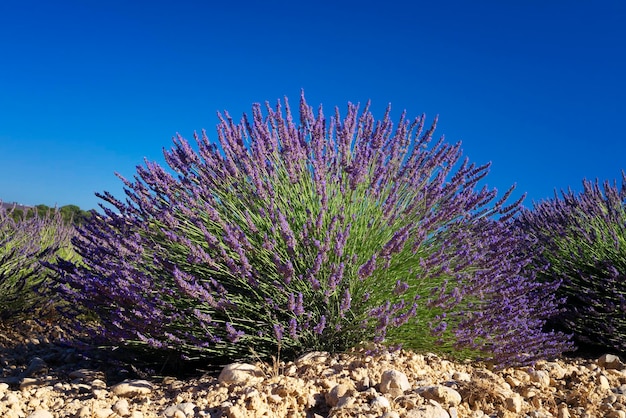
405;401;450;418
528;369;550;387
113;398;131;416
27;411;53;418
451;371;471;382
20;377;42;390
505;394;523;413
111;379;153;397
380;369;411;396
95;408;115;418
557;404;571;418
371;395;391;410
217;363;264;384
599;354;624;370
421;385;462;406
598;374;611;391
164;402;196;417
325;383;354;407
76;406;92;418
5;393;20;406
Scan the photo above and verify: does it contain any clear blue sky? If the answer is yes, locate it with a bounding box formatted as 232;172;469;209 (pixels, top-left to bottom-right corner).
1;0;625;211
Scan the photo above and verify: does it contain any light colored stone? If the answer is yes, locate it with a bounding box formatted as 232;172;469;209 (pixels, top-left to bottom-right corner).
26;411;53;418
113;398;131;416
405;401;450;418
164;402;196;417
598;374;611;391
325;383;355;407
381;413;401;418
76;406;92;418
505;394;523;413
111;379;153;397
371;395;391;410
20;377;43;390
218;363;264;384
421;385;462;407
557;404;571;418
599;354;625;370
95;408;115;418
528;369;551;387
380;369;411;396
452;371;471;382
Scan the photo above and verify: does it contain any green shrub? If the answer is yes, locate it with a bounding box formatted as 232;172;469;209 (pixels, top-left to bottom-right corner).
0;204;77;319
516;173;626;353
53;94;571;367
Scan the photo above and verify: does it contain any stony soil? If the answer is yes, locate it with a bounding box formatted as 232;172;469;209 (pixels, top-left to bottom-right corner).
1;319;625;418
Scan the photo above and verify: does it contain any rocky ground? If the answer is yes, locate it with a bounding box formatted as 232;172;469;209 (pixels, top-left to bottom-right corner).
1;320;626;418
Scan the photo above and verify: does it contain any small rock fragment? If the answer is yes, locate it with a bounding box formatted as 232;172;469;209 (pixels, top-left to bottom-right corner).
599;354;625;370
557;404;571;418
164;403;196;417
95;408;115;418
27;411;53;418
325;383;355;407
505;394;523;413
371;395;391;410
421;385;462;407
113;398;131;416
380;369;411;396
405;401;450;418
218;363;264;384
111;379;153;397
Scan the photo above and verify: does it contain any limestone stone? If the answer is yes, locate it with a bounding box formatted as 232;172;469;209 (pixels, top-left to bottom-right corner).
504;394;523;413
218;363;264;384
95;408;115;418
528;369;551;387
325;382;355;407
111;379;153;397
405;401;450;418
371;395;391;410
26;411;53;418
599;354;625;370
113;398;131;416
380;369;411;396
420;385;462;407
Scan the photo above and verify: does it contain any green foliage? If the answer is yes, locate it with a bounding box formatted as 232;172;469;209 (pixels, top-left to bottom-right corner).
11;204;92;225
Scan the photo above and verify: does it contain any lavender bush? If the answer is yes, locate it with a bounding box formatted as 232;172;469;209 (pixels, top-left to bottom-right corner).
516;174;626;353
53;93;571;366
0;204;77;319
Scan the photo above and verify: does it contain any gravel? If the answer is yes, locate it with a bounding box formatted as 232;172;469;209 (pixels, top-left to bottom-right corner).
1;319;624;417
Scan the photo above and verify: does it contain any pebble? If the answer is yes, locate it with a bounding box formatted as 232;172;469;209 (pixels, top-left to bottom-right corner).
26;411;53;418
217;363;264;384
111;379;153;397
379;369;411;396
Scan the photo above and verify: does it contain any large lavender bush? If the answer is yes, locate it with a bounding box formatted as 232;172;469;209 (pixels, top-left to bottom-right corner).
516;174;626;353
54;93;571;366
0;204;77;319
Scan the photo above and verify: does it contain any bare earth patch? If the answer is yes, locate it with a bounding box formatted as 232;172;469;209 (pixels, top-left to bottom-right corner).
1;320;624;418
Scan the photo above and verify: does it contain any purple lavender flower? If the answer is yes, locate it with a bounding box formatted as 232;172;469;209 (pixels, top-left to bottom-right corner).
48;92;571;367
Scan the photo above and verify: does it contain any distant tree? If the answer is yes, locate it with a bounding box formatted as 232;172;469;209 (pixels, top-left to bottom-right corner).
59;205;91;225
5;204;91;225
